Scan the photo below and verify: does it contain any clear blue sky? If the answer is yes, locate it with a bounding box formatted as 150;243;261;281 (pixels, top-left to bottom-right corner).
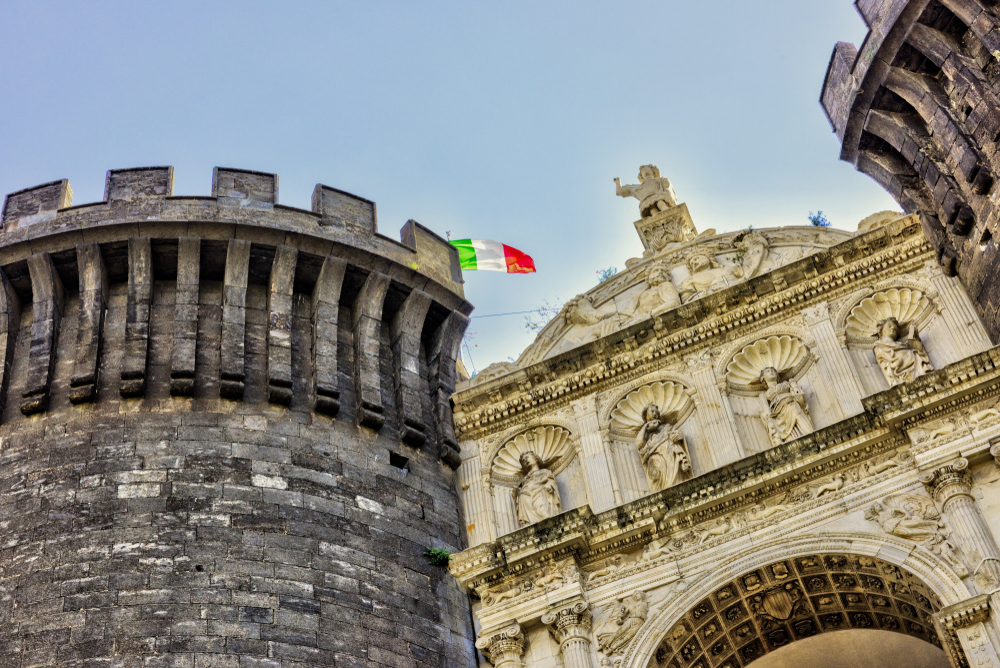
0;1;895;370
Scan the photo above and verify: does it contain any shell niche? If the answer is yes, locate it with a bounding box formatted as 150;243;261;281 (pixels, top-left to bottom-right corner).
726;335;808;387
492;426;573;480
846;288;931;340
610;381;694;434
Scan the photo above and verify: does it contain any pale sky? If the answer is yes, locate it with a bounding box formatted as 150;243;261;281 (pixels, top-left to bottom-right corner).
0;1;895;371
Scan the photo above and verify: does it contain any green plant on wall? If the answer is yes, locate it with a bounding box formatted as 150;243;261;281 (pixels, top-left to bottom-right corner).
425;547;453;567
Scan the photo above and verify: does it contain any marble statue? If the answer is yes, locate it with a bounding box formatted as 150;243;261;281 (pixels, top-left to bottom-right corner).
513;451;562;527
635;404;692;491
759;367;814;446
615;165;678;218
629;264;681;321
873;317;933;386
596;591;649;655
678;251;743;303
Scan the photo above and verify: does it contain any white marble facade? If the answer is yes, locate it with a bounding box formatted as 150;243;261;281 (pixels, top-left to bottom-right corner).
450;184;1000;668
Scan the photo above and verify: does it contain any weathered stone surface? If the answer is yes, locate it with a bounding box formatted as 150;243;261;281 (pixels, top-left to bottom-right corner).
0;166;474;667
821;0;1000;342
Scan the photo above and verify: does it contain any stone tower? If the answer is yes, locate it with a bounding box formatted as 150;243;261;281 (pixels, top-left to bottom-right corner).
0;167;476;666
820;0;1000;342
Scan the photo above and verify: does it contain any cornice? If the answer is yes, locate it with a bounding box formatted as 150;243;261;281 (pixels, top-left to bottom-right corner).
453;216;929;440
450;350;1000;592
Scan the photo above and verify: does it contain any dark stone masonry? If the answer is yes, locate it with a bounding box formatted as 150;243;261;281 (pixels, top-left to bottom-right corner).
821;0;1000;343
0;167;476;667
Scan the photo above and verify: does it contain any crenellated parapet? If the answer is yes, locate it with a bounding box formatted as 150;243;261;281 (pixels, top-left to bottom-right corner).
820;0;1000;342
0;166;472;467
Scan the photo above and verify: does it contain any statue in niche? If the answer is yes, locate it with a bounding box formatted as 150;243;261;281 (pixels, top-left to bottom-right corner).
596;591;649;656
759;366;814;447
866;494;968;577
678;250;743;303
873;317;933;386
635;404;692;492
513;451;563;527
628;264;681;322
614;165;678;218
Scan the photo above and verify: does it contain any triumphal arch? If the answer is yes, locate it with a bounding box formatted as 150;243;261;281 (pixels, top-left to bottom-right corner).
448;170;1000;667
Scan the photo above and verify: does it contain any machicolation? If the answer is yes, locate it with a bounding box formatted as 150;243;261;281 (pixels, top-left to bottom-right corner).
0;166;476;666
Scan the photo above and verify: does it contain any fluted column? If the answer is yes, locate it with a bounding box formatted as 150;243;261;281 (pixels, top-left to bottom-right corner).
922;458;1000;584
922;457;1000;643
571;396;618;512
475;623;526;668
600;428;625;506
686;352;743;468
928;262;991;358
802;302;864;416
542;601;594;668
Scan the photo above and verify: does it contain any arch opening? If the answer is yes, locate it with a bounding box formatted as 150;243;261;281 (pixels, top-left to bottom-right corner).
647;553;945;668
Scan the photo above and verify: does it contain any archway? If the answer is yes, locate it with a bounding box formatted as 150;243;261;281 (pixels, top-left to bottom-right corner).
646;553;946;668
746;629;949;668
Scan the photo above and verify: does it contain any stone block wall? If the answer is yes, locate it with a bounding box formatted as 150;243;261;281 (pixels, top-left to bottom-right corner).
0;167;476;667
820;0;1000;342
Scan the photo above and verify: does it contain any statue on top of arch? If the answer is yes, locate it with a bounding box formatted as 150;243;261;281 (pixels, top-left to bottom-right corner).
615;165;678;218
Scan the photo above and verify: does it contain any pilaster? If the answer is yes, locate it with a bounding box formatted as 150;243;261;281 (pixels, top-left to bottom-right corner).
686;353;743;467
937;595;1000;668
927;262;991;358
802;302;864;416
571;396;618;512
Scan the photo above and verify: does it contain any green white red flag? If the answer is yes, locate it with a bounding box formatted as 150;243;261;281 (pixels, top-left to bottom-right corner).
449;239;536;274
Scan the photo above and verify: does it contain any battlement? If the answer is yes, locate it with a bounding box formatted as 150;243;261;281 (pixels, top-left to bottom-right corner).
0;166;465;296
0;165;472;467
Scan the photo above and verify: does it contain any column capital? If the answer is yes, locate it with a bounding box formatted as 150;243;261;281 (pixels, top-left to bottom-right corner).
919;458;973;506
571;394;598;417
990;440;1000;468
801;301;832;325
475;622;526;668
541;600;592;648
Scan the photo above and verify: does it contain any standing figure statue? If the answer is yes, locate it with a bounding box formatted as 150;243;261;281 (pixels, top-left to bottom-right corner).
873;317;933;386
635;404;692;492
615;165;678;218
513;451;563;527
759;367;814;446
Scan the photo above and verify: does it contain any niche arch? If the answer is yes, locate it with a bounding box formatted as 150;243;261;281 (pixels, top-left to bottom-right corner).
620;532;970;668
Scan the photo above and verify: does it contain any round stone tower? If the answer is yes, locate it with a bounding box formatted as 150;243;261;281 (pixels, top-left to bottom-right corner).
0;166;475;666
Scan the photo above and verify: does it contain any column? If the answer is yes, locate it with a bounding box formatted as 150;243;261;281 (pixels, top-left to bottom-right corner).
475;623;526;668
542;601;594;668
937;595;1000;668
687;353;743;468
802;302;865;416
928;262;991;358
921;458;1000;585
571;396;618;512
458;450;495;546
922;458;1000;641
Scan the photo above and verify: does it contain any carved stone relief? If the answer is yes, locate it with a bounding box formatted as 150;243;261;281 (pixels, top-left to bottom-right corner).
595;590;650;658
865;494;969;578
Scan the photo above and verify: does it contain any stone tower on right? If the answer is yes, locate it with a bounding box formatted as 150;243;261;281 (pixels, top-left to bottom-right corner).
820;0;1000;341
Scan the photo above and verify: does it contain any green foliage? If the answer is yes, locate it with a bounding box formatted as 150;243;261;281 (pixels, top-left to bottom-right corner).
596;266;618;283
808;211;832;227
424;547;453;567
733;225;754;265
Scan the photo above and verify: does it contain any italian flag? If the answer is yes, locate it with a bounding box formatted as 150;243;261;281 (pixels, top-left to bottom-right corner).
450;239;536;274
